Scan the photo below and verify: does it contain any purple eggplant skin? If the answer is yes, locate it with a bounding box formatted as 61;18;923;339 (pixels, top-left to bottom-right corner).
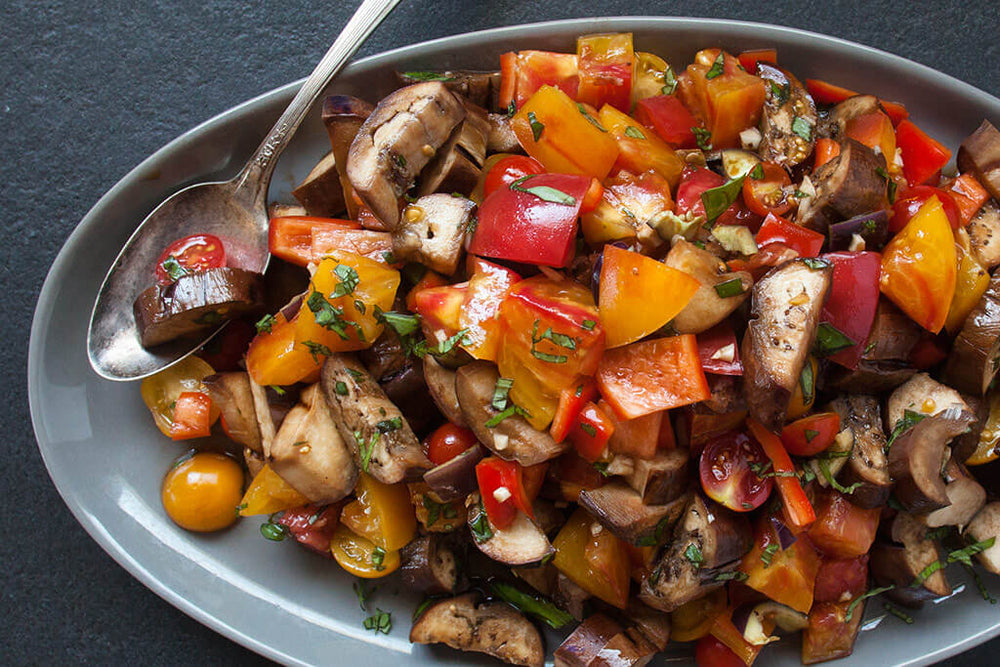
943;272;1000;396
423;444;486;502
827;210;890;251
958;119;1000;201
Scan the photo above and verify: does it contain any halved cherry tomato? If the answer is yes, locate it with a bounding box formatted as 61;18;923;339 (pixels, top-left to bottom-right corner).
155;233;226;285
698;323;743;376
569;401;615;462
695;635;745;667
476;457;534;529
781;412;841;457
699;430;773;512
737;48;777;74
330;524;400;578
169;391;213;440
891;185;962;232
742;162;792;217
424;423;478;466
161;452;243;532
482;155;546;200
140;355;220;437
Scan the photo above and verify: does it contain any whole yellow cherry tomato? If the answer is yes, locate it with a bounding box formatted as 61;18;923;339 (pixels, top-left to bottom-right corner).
162;452;244;532
330;524;400;578
140;356;220;437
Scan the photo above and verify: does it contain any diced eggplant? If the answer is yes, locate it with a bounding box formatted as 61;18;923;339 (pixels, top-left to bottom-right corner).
248;374;277;456
291;151;346;216
423;355;467;427
410;592;544;667
202;372;261;452
423;444;485;502
347;82;467;230
821;95;884;139
924;457;986;528
357;328;408;381
268;384;357;504
664;238;753;334
943;272;1000;395
321;95;375;221
957;120;1000;201
639;495;752;612
796;139;887;233
823;360;916;394
887;405;976;512
400;534;464;595
756;63;817;167
379;360;437;438
392;193;474;275
410;482;467;532
800;600;864;665
416;130;480;198
624;599;672;652
701;374;746;415
133;268;264;348
827;210;890;252
623;448;691;505
862;299;924;363
487;113;522;153
320;354;432;484
514;563;557;597
466;492;555;566
967;200;1000;269
964;502;1000;574
742;259;833;431
553;614;656;667
578;482;689;546
455;361;569;466
825;395;891;509
870;511;951;606
721;149;762;180
396;70;501;110
952;394;988;464
552;572;590;621
886;372;972;429
531;498;568;536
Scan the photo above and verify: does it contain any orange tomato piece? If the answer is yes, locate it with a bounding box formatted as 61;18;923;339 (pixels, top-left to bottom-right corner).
245;312;323;387
339;473;416;551
945;227;990;334
238;464;310;517
598;244;699;347
879;196;957;333
169;391;213;440
739;516;821;613
553;507;631;609
576;32;634;112
597;104;685;187
413;282;468;336
845;112;896;168
459;258;522;361
813;138;841;169
945;173;990;225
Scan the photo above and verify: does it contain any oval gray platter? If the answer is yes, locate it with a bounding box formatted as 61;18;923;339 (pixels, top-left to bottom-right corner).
28;16;1000;667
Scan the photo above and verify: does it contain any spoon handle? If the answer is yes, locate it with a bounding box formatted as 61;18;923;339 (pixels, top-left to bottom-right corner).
234;0;402;203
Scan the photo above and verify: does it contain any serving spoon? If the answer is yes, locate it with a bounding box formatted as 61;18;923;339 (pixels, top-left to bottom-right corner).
87;0;401;381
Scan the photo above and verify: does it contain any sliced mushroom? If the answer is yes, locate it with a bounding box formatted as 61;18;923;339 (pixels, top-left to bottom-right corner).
454;101;491;167
416;126;481;197
291;151;347;216
796;139;887;233
943;272;1000;395
410;592;544;667
742;259;833;431
466;492;555;566
320;354;431;484
456;361;569;466
248;375;278;457
887;405;976;512
968;200;1000;269
392;194;475;275
553;613;657;667
639;495;752;612
957;119;1000;201
756;63;817;167
664;239;753;334
924;457;986;528
825;395;891;509
964;502;1000;574
952;394;988;464
886;372;971;429
346;82;467;230
871;511;951;606
623;448;691;505
423;355;467;427
487;113;522;154
202;372;261;452
395;70;501;110
321;95;375;221
269;384;357;504
578;482;689;546
400;534;464;595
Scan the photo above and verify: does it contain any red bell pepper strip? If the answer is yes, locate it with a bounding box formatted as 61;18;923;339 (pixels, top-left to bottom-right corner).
813;138;840;169
697;323;743;376
634;94;700;148
470;173;591;268
569;401;616;462
819;251;882;369
550;379;598;442
268;216;361;267
804;78;909;125
756;213;825;257
475;456;534;529
576;32;633;112
944;173;990;224
747;419;816;530
896;119;952;186
781;412;841;457
737;48;777;74
170;391;213;440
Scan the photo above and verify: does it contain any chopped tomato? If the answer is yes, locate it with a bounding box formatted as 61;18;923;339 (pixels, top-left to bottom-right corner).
197;318;255;371
499;50;579;110
553;507;631;609
676;167;729;220
756;213;825;257
891;185;962;232
597;335;710;420
155;233;226;285
697;323;743;375
569;401;616;461
598;104;686;187
476;457;533;529
634;94;700;149
698;430;773;512
945;228;991;335
943;173;990;224
740;514;821;613
268;216;360;267
551;379;598;442
581;170;674;243
747;419;816;530
576;32;633;112
310;227;396;266
709;612;765;666
806;490;880;558
424;423;478;466
742;162;793;217
246;312;323;387
482;155;546;200
604;402;663;460
819;251;882;369
737;48;777;74
459;258;522;361
813;554;869;603
804;78;909;125
813;137;841;169
896;119;952;186
169;391;213;440
845;111;896;167
781;413;841;457
696;635;746;667
679;49;767;149
404;270;448;312
413;283;467;336
277;504;343;556
598;244;699;348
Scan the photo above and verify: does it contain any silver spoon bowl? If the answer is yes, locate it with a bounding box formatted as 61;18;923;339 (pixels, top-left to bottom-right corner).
87;0;400;381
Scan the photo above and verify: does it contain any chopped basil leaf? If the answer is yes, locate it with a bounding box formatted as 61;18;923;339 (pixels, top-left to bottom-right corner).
470;499;493;543
331;264;360;297
354;430;380;473
624;125;646;139
805;429;819;442
770;81;790;107
750;163;765;180
506;99;517;118
422;494;456;527
160;255;188;282
371;547;387;571
580;422;597;437
946;537;996;567
963;563;998;604
431;328;470;356
465;214;479;235
692;126;713;150
912;559;945;586
354;299;366;315
884;602;914;624
593;461;611;477
577;103;608;132
714;571;749;583
412;597;438;621
791;116;813;141
701;176;746;224
255;314;275;334
705;52;725;79
886;410;927;450
490;581;575;629
527;111;544;141
375;308;421;337
402;71;455;82
864;340;878;355
794;190;811;199
270;385;286;396
845;585;895;621
814;322;856;357
376;417;402;434
761;543;780;568
582;319;597;331
661;66;678;95
485;404;516;428
530;319;572;363
193;310;222;326
362;608;392;634
509;175;577;206
799;362;815;407
492;377;514;411
260;522;289;542
346;367;364;381
235;502;248;515
887;178;897;203
353;580;373;611
802;257;830;270
714;277;745;298
306;291;352;341
818;458;863;494
684;543;704;567
301;340;333;362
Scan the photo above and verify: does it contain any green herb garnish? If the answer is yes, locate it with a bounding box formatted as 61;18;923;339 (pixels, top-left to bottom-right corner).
714;277;745;298
685;543;704;568
814;322;856;356
705;52;725;79
490;582;575;629
527;111;544;141
577;103;608;132
510;175;577;206
624;125;646;139
160;255;188;282
845;585;896;621
492;377;514;411
363;608;392;634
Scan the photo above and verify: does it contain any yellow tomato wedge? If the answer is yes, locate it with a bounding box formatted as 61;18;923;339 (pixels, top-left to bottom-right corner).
238;464;309;517
338;473;416;551
140;355;220;437
945;227;990;334
552;507;630;609
330;524;400;578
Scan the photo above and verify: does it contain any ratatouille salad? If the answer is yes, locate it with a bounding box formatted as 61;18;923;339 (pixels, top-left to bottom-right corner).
132;32;1000;667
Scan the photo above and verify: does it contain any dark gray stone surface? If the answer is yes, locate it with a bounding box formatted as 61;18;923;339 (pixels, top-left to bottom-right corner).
3;0;997;664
